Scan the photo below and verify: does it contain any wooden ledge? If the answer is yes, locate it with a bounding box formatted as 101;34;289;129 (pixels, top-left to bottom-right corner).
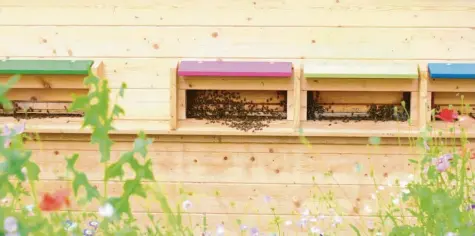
304;62;419;79
4;118;473;139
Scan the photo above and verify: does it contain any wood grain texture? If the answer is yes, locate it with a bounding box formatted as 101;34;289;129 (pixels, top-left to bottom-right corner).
1;27;475;59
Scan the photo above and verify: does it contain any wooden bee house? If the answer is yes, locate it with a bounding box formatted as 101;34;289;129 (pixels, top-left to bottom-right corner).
427;63;475;122
170;60;295;133
300;62;419;135
0;59;103;119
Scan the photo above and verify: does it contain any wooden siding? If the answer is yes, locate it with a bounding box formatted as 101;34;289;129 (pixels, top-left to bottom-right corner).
1;0;474;234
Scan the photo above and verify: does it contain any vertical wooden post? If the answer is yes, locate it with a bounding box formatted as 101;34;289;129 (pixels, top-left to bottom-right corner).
91;61;105;78
293;64;301;131
418;64;430;129
170;67;178;131
410;91;419;127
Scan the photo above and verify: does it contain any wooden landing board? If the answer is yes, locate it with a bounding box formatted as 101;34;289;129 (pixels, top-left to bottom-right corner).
304;62;419;79
428;63;475;79
0;60;94;75
178;60;293;77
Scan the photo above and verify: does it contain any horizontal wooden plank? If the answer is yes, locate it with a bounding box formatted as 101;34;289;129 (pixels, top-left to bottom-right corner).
5;88;87;102
0;74;86;89
1;27;475;59
1;0;474;9
0;7;472;28
0;59;93;75
34;149;417;185
178;60;293;77
428;78;475;92
301;120;418;137
178;77;293;90
20;180;405;217
428;62;475;79
304;62;419;79
314;91;405;105
433;92;475;105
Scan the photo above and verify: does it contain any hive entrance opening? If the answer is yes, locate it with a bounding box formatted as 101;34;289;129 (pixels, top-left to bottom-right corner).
432;92;475;120
186;90;287;132
0;100;84;120
306;91;411;122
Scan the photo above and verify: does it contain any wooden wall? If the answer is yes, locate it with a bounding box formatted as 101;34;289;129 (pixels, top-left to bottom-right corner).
2;0;474;234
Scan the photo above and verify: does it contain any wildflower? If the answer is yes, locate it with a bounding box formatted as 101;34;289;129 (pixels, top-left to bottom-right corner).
371;193;377;200
446;232;457;236
64;220;78;231
436;108;458;122
4;216;18;233
284;220;292;226
300;208;310;216
332;216;342;226
378;186;384;191
367;220;375;231
2;122;25;148
39;188;71;211
98;203;114;217
435;154;453;172
364;205;372;213
83;229;94;236
216;224;225;236
25;204;34;212
310;227;321;234
392;198;400;205
239;225;248;231
250;227;259;236
264;195;271;203
182;200;192;211
89;221;99;230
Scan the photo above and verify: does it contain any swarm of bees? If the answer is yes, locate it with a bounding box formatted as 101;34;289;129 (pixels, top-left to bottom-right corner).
0;100;84;121
186;90;287;132
307;91;409;122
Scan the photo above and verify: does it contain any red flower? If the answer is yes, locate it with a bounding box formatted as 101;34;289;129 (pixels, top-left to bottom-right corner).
436;108;458;122
39;189;71;211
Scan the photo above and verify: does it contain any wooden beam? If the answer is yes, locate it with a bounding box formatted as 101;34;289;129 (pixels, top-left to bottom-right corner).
169;67;178;131
293;64;301;131
90;61;105;78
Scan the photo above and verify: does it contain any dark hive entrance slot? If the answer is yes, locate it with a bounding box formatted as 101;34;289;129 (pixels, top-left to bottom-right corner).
186;90;287;132
432;92;475;120
0;101;84;120
307;91;410;122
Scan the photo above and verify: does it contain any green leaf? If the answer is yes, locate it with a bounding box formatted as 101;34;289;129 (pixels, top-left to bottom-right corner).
65;154;80;173
105;162;125;181
112;104;125;118
25;161;40;181
409;159;419;164
124;180;147;198
133;134;153;158
72;173;100;201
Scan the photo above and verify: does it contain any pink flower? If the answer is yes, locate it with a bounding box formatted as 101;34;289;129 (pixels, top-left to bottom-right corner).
434;154;453;172
2;122;25;148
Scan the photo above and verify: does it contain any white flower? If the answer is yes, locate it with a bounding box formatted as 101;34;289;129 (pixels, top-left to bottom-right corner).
301;208;310;216
392;198;400;205
310;226;321;234
98;203;114;217
371;193;377;200
364;205;372;213
284;220;292;226
446;233;457;236
1;198;10;204
408;174;414;181
25;204;34;212
182;200;192;211
378;186;385;191
4;216;18;233
216;224;225;236
333;216;342;225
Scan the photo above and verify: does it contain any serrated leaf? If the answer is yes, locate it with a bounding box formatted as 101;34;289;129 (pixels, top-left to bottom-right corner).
124;180;147;198
105;162;125;181
65;154;80;173
72;173;100;201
